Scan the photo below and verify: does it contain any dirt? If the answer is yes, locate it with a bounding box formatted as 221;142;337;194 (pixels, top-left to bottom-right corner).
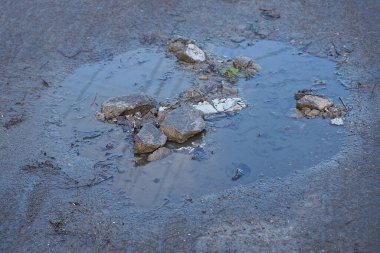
0;0;379;252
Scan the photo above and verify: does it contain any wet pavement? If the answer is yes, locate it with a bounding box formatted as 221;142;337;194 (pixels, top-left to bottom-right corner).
45;40;348;207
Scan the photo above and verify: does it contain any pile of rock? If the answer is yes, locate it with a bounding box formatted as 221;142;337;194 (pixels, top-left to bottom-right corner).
294;90;346;124
97;94;206;161
167;36;260;84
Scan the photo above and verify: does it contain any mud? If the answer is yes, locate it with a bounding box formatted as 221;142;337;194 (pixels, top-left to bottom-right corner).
0;0;379;252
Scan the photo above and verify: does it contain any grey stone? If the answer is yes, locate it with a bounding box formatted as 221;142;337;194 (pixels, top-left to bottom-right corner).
296;95;333;111
101;94;157;120
233;56;253;69
147;147;172;161
160;106;205;143
134;123;167;154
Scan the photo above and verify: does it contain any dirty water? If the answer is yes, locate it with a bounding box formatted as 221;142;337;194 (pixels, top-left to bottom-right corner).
46;41;348;208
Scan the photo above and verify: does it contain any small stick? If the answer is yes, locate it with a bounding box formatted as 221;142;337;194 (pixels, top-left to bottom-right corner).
64;175;113;189
339;96;348;111
90;93;98;107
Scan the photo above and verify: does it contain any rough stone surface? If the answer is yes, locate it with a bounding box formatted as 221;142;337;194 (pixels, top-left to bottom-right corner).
184;44;206;62
101;94;157;120
134;123;167;154
160;106;205;143
233;56;253;69
296;95;333;111
147;147;172;161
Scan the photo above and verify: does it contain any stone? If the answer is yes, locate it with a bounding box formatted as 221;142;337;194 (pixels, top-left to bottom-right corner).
134;123;167;154
95;112;106;121
310;109;320;117
147;147;172;161
233;56;253;69
193;101;218;114
290;108;303;119
160;106;205;143
330;118;344;126
184;44;206;62
101;94;157;120
231;36;246;43
180;86;205;103
296;95;333;111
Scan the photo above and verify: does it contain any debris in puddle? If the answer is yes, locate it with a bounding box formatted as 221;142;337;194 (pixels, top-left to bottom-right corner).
231;168;244;181
134;123;167;154
330;118;344;126
167;36;259;84
213;98;247;112
193;98;247;114
193;101;218;114
101;93;157;120
259;8;281;20
191;146;208;161
147;147;171;161
312;80;327;86
294;90;346;120
185;44;206;62
42;79;50;88
296;94;333;111
160;106;205;143
168;37;206;63
199;75;209;81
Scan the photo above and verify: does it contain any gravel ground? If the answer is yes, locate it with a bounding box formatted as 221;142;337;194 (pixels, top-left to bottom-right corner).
0;0;379;252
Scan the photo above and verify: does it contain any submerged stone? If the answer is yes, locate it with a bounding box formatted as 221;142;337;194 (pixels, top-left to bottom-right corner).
296;95;333;111
147;147;172;161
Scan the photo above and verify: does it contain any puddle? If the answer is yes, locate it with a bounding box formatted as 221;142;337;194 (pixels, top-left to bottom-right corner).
51;41;348;208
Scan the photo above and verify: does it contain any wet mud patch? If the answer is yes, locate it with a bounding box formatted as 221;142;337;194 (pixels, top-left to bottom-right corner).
46;41;348;207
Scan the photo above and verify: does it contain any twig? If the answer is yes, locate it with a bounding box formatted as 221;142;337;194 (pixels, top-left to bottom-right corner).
339;96;348;111
64;175;113;189
90;93;98;107
39;60;49;70
371;83;378;97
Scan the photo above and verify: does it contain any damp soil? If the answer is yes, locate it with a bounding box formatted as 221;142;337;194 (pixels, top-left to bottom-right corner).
44;40;348;207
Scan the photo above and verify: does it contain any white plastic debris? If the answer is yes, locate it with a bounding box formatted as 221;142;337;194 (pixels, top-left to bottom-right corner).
213;97;246;112
185;44;206;62
193;101;218;114
193;98;247;115
330;117;344;126
158;106;167;112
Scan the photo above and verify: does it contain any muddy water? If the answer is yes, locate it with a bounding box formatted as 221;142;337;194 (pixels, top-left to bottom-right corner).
51;41;348;207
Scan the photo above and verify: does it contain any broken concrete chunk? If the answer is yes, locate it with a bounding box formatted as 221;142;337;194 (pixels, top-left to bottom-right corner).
169;38;206;63
160;106;205;143
147;147;172;161
185;44;206;62
296;95;333;111
101;94;157;120
193;101;218;114
134;123;167;154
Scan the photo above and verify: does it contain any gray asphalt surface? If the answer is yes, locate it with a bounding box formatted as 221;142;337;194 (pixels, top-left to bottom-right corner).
0;0;379;252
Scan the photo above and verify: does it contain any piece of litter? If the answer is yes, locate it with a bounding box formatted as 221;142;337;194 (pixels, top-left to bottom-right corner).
330;118;344;126
193;101;218;114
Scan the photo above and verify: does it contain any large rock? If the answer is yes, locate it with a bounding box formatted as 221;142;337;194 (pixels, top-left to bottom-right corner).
296;95;333;111
160;106;205;143
134;123;167;154
101;94;157;120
